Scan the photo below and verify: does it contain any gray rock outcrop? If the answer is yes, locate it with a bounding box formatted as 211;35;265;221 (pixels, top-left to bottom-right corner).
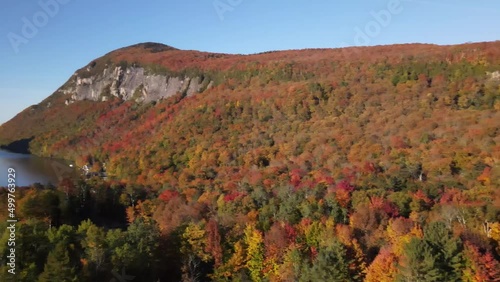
61;66;209;104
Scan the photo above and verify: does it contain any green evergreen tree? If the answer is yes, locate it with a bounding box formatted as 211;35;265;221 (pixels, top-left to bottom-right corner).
423;221;464;281
38;242;77;282
397;238;443;282
0;220;50;282
300;241;352;282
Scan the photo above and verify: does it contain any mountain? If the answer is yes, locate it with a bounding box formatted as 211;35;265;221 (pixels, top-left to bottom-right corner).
0;41;499;281
1;41;499;185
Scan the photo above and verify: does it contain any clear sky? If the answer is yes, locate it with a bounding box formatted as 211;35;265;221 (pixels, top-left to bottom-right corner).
0;0;499;124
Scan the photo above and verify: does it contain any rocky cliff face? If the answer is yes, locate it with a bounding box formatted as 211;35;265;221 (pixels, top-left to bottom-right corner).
60;66;211;105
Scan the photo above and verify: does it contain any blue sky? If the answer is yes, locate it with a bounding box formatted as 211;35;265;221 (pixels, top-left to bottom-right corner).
0;0;499;124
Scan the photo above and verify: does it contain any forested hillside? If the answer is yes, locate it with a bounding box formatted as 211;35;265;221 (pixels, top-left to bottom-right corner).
0;41;499;281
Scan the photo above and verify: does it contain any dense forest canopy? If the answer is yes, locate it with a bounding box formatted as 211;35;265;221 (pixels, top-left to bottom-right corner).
0;41;499;281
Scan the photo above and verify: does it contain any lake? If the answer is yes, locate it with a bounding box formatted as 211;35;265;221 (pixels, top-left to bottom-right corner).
0;149;74;187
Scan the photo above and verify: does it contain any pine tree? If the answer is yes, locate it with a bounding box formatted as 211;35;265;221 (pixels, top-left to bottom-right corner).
423;221;465;281
397;238;443;282
38;242;77;282
300;240;352;282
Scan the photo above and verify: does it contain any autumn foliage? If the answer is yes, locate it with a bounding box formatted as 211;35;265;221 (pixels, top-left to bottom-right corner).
0;41;499;281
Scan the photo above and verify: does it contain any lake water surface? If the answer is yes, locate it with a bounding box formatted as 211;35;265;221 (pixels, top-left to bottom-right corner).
0;150;71;187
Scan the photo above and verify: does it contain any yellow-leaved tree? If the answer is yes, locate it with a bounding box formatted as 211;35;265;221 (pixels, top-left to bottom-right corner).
245;224;264;282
